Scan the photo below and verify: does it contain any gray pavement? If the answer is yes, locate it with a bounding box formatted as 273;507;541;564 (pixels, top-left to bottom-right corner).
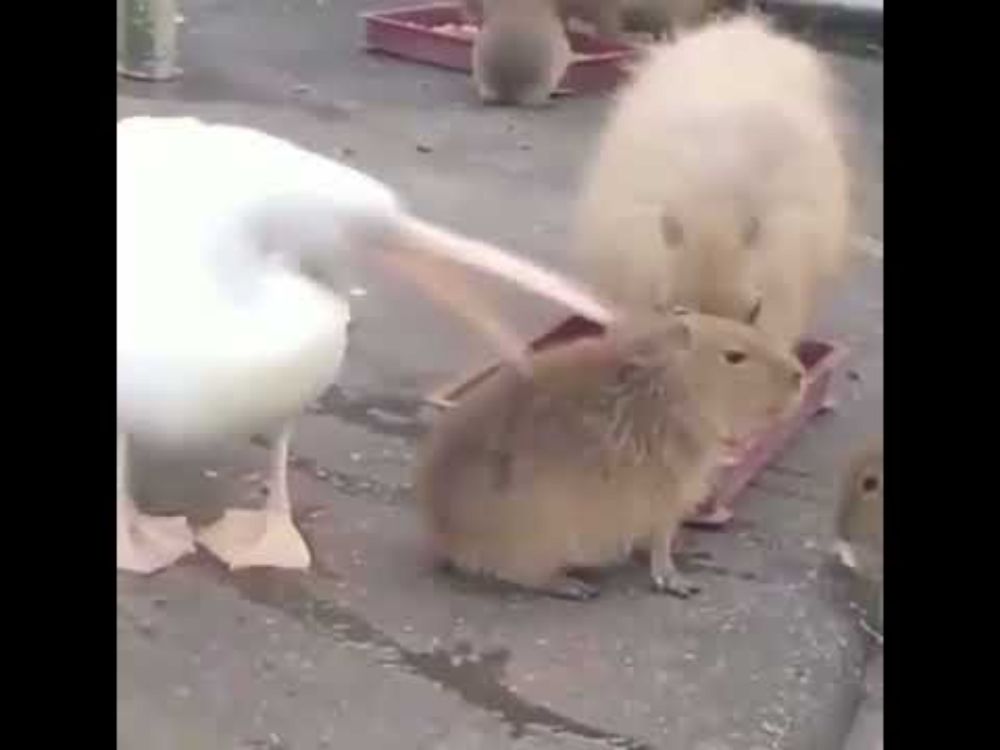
117;2;884;748
841;653;883;750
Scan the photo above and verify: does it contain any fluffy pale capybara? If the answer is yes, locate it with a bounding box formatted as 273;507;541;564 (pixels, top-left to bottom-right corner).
576;16;853;349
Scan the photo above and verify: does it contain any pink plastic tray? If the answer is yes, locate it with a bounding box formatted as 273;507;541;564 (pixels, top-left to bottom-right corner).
361;3;640;94
425;316;848;527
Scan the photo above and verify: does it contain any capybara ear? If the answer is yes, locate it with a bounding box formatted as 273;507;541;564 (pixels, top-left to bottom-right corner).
664;314;693;351
742;215;762;247
660;213;685;247
627;312;693;365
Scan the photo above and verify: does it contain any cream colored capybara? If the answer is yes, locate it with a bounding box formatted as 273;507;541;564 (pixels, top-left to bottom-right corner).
575;16;852;349
416;309;804;600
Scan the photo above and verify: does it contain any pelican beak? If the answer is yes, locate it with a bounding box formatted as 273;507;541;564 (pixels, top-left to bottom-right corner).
374;217;616;369
392;217;616;324
375;241;532;372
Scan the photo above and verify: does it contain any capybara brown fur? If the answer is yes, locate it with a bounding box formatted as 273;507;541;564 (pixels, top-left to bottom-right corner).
416;310;804;599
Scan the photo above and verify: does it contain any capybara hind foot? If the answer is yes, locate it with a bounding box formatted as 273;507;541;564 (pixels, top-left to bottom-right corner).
534;574;602;601
650;571;701;599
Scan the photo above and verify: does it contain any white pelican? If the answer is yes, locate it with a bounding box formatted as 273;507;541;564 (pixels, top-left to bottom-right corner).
117;116;613;574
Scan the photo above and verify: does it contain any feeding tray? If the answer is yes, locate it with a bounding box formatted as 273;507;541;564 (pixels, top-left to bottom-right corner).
425;316;848;527
360;3;641;95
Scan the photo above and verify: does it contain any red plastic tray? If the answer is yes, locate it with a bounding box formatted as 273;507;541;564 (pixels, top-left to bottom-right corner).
425;316;848;527
361;3;640;94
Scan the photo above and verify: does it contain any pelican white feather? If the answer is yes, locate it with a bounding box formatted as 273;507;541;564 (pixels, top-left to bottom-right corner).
116;116;613;574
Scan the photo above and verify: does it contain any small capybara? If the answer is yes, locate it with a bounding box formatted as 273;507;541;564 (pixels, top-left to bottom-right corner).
416;309;804;599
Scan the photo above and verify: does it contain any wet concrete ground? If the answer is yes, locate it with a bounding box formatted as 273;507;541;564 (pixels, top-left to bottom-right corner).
117;2;884;748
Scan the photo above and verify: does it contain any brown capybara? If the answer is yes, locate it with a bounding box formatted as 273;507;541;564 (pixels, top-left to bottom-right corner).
620;0;718;40
416;309;804;600
558;0;626;38
575;16;852;350
466;0;626;39
472;0;572;106
466;0;722;41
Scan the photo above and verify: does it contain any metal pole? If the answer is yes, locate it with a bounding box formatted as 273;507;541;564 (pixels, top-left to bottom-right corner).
117;0;181;81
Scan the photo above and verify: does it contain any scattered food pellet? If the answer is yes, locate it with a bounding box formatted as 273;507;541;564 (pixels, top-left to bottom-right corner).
203;469;219;479
416;143;433;154
348;286;367;298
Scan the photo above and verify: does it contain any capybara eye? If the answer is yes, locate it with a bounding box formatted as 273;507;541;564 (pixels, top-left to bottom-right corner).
723;350;747;365
861;475;880;493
